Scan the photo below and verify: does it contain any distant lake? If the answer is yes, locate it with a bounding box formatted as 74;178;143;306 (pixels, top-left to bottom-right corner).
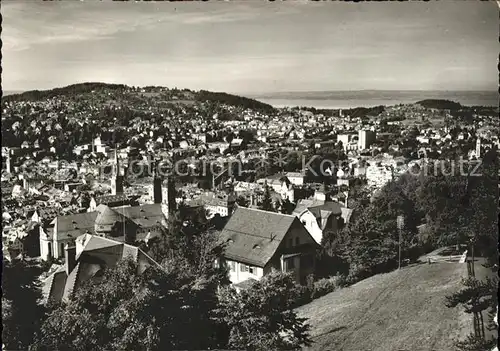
2;91;22;96
250;91;498;109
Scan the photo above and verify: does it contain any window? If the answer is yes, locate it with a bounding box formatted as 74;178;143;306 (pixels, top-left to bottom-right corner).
241;264;255;274
295;237;300;246
287;258;295;270
288;238;293;247
228;261;236;272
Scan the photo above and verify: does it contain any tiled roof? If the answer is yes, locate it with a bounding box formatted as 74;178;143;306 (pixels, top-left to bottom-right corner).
294;200;342;230
285;172;304;178
55;212;98;240
62;262;81;302
219;207;296;267
45;267;67;304
95;205;128;226
43;235;160;304
51;204;166;241
308;201;342;218
96;194;130;205
113;204;166;228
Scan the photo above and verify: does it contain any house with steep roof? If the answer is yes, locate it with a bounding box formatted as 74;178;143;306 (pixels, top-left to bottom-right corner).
42;235;159;304
39;203;168;261
218;207;319;287
285;172;304;186
257;175;295;202
293;199;342;244
188;191;237;218
88;194;134;211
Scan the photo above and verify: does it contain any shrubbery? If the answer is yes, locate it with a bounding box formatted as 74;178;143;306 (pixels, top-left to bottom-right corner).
310;275;346;299
289;274;349;308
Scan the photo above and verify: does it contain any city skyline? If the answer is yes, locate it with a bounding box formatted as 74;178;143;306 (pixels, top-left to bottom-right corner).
2;0;498;93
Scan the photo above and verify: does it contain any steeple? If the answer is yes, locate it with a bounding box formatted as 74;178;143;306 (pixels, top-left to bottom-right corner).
111;146;124;195
113;148;120;176
152;158;176;215
153;159;163;204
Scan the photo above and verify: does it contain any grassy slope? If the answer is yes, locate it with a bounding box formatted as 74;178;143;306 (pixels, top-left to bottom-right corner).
297;263;469;351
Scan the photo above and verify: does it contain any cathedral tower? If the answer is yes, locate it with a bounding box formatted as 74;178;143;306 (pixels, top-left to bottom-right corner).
111;148;124;195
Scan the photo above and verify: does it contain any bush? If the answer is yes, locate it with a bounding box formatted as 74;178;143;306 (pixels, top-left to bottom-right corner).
310;275;344;300
40;257;54;273
292;284;313;308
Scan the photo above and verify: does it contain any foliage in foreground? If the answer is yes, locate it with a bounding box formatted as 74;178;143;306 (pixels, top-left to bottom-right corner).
2;258;46;350
454;334;497;351
217;271;313;351
30;258;225;351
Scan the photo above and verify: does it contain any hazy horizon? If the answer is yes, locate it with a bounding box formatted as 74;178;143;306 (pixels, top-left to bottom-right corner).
3;85;497;96
4;85;497;109
2;1;498;93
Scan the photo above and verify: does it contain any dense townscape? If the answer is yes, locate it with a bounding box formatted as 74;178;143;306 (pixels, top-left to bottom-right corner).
1;83;498;351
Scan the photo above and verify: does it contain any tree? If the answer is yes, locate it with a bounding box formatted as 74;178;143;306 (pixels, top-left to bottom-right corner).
236;195;250;207
454;334;497;351
3;258;46;350
280;198;295;215
217;271;312;350
443;150;499;350
322;178;421;282
259;184;274;212
31;258;228;351
146;205;228;283
445;276;498;349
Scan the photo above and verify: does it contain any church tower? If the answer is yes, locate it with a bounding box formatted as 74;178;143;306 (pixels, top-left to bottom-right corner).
475;138;481;158
152;160;163;204
166;175;177;215
152;159;177;216
111;148;124;195
4;148;11;173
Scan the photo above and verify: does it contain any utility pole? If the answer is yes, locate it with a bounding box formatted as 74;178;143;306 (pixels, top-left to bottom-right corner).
470;236;476;278
397;215;404;269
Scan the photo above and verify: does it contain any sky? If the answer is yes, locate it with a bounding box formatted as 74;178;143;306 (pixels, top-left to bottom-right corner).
2;0;498;94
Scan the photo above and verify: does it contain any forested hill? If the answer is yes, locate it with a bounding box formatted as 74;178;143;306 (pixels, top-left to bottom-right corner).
416;99;462;110
2;82;274;112
196;90;274;112
2;83;128;102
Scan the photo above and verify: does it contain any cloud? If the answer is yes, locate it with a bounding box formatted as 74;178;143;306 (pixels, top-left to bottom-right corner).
1;2;265;52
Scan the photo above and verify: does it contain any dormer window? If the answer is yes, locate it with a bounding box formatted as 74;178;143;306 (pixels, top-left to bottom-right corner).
253;244;261;249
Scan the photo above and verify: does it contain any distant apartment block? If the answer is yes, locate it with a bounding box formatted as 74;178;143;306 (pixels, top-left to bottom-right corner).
337;133;358;152
358;130;376;150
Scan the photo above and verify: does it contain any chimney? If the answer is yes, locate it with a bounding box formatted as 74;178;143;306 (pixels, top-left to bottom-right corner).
65;243;76;275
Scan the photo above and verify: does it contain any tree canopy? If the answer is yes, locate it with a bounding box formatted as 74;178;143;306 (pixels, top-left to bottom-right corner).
217;271;312;351
3;259;46;350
